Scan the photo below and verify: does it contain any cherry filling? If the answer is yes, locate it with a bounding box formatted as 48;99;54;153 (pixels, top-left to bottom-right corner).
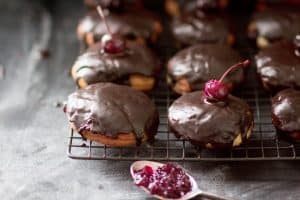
204;59;250;101
97;6;126;54
133;163;192;199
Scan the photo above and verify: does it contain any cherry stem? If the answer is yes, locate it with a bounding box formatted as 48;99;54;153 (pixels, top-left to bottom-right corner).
219;59;250;83
97;6;112;35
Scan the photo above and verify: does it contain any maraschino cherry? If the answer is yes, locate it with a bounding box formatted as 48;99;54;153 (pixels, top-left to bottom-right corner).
204;60;250;101
96;6;126;54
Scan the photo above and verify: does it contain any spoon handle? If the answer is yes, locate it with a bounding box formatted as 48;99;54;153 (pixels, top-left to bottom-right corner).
199;191;234;200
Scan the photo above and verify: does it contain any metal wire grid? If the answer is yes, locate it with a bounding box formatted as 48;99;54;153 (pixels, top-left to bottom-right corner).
67;70;300;161
67;9;300;161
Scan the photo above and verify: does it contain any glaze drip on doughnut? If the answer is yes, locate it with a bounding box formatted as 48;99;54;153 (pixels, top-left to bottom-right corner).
65;83;159;143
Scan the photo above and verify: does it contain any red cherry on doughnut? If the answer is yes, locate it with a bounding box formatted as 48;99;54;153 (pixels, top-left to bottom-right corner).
97;6;126;54
204;79;229;101
101;33;126;54
204;59;250;101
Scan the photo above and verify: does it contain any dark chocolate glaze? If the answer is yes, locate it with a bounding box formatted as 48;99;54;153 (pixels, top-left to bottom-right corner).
272;89;300;132
168;91;253;148
249;6;300;41
77;11;158;43
171;11;229;45
167;44;243;91
66;83;159;142
73;41;160;85
255;40;300;90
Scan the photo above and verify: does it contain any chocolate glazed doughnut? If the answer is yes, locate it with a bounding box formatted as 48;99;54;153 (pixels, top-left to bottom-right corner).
65;83;159;147
71;41;160;91
272;89;300;142
168;92;254;149
77;10;162;47
248;6;300;48
167;44;244;95
255;37;300;93
168;0;234;47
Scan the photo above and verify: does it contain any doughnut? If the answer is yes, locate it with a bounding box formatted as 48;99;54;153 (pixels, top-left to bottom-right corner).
247;5;300;49
272;89;300;142
167;44;244;95
71;40;160;91
64;83;159;147
255;37;300;92
77;10;162;47
168;91;254;149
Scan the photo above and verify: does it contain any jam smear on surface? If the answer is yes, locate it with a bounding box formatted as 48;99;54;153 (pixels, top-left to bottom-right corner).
133;163;192;199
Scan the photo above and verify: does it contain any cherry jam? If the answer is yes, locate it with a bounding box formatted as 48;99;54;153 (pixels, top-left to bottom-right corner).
133;163;192;199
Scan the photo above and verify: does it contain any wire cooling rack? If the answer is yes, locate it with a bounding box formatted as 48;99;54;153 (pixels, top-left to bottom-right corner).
67;9;300;161
67;67;300;161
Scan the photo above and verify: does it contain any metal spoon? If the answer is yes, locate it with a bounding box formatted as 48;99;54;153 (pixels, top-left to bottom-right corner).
130;161;234;200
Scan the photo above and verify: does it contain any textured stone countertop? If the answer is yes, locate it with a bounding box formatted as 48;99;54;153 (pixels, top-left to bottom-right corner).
0;1;300;200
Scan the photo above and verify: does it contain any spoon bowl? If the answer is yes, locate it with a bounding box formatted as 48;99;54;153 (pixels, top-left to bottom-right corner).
130;160;233;200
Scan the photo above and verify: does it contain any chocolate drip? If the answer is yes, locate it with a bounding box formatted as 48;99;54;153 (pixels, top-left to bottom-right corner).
167;44;243;91
168;91;253;148
73;41;159;85
66;83;159;142
272;89;300;132
255;40;300;90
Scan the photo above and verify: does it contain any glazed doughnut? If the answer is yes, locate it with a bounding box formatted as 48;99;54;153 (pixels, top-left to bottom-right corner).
167;44;244;95
272;89;300;142
71;40;160;91
168;91;254;149
65;83;159;147
77;10;162;47
255;36;300;92
248;5;300;49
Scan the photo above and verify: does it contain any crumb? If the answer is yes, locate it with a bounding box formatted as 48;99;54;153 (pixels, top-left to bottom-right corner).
54;101;63;108
40;49;50;59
